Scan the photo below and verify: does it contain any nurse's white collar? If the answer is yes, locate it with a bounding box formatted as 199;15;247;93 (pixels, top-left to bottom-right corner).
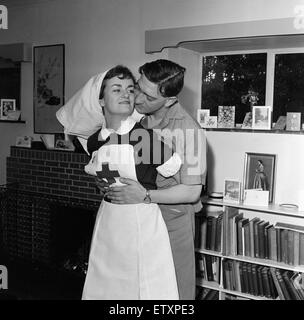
98;116;137;140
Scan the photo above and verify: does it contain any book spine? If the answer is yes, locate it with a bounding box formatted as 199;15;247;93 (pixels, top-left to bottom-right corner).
287;230;295;265
261;266;271;298
254;221;260;258
282;271;301;300
275;270;291;300
299;233;304;265
200;216;207;250
294;232;300;266
270;267;285;300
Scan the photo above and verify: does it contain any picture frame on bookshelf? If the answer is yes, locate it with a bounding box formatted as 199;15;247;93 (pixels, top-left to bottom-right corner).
252;106;272;130
243;152;276;203
0;99;16;120
197;109;210;128
223;179;241;203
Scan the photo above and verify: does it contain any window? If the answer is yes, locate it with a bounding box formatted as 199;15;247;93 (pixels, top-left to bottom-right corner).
273;53;304;122
0;58;21;110
201;49;304;128
202;53;266;124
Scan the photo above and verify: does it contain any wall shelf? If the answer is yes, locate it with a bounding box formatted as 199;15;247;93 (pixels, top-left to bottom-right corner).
203;128;304;135
0;120;26;124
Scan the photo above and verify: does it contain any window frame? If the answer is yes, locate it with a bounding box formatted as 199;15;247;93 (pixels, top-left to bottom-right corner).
200;47;304;128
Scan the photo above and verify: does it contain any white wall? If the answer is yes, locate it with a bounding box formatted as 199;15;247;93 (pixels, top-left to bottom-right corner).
142;0;304;30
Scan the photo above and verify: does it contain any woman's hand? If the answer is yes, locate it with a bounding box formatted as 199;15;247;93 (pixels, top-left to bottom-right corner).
95;177;110;196
106;178;146;204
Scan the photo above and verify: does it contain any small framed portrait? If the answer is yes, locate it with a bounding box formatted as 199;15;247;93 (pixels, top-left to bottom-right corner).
16;136;33;148
197;109;210;128
252;106;272;130
223;179;241;203
243;152;276;203
0;99;16;120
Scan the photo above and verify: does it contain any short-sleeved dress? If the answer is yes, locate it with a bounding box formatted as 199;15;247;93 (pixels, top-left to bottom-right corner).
81;117;180;300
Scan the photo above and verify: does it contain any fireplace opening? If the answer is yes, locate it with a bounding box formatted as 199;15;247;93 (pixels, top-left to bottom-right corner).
0;184;100;299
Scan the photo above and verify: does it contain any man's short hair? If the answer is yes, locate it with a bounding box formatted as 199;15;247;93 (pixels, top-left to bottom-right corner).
99;65;135;99
139;59;186;97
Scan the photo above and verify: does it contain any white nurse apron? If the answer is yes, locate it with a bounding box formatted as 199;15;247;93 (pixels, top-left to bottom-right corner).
82;143;179;300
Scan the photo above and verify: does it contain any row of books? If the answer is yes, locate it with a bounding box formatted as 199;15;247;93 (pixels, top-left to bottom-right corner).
195;212;223;252
196;253;221;283
223;259;304;300
225;209;304;266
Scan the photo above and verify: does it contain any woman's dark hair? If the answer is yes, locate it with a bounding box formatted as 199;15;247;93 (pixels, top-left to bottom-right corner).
99;65;136;99
138;59;186;97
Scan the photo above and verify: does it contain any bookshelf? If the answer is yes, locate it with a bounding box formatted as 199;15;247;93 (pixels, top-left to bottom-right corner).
195;196;304;300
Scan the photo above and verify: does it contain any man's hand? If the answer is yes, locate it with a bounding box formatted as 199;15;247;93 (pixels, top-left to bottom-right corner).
95;177;110;196
106;178;146;204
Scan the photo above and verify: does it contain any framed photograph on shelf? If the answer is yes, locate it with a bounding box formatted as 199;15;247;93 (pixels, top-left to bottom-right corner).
0;99;16;120
40;133;74;151
54;133;75;151
204;116;218;128
223;179;241;203
34;44;65;134
217;105;235;128
197;109;210;128
252;106;272;130
15;136;33;148
286;112;301;131
243;152;276;203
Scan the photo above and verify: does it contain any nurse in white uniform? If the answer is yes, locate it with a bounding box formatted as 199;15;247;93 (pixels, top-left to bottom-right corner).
57;65;181;300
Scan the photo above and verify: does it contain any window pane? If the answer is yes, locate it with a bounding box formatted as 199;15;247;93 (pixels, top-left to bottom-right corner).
0;58;21;110
274;53;304;123
201;53;267;124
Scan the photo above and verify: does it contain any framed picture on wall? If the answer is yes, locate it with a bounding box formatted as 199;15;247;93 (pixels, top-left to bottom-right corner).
243;152;276;203
0;99;16;120
33;44;65;133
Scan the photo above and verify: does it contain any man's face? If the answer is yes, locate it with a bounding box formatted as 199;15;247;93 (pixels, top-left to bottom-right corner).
135;74;168;115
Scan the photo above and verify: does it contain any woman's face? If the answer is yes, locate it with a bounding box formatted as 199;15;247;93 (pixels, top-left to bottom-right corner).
100;76;134;116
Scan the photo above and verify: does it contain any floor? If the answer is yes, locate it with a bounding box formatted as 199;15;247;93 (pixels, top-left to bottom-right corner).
0;261;85;300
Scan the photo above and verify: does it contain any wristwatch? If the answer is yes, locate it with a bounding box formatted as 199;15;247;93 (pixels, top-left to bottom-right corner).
143;189;152;204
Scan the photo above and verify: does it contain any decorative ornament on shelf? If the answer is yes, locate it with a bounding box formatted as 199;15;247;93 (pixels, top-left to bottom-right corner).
241;89;259;129
241;89;260;112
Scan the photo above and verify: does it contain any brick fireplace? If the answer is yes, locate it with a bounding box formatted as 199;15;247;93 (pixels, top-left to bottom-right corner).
3;146;102;273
